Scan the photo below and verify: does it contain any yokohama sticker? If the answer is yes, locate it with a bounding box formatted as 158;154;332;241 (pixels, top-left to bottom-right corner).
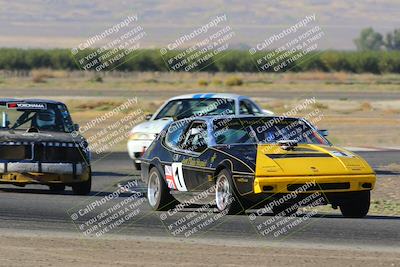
7;102;47;110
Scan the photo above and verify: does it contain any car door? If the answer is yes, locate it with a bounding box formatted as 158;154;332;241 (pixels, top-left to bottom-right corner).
177;121;214;191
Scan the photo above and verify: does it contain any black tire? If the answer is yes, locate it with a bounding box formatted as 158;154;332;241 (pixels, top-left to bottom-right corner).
133;161;141;171
215;169;245;215
340;191;370;218
49;184;66;192
72;172;92;196
147;167;177;211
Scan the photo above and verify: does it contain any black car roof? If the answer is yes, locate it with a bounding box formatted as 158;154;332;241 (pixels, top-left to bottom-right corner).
0;98;65;105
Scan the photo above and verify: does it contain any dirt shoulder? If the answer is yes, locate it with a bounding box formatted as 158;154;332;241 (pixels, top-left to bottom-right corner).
0;230;399;267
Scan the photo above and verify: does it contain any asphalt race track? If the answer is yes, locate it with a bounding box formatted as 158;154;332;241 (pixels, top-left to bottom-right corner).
0;151;399;249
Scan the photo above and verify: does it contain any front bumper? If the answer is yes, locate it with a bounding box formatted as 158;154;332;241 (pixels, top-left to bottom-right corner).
0;162;83;175
0;162;90;185
127;139;153;160
253;174;376;194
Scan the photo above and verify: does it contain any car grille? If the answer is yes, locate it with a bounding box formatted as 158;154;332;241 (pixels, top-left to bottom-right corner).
0;142;86;162
0;145;32;160
287;182;350;191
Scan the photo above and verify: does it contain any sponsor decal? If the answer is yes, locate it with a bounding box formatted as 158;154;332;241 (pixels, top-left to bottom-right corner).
182;157;207;167
236;177;249;183
7;102;47;110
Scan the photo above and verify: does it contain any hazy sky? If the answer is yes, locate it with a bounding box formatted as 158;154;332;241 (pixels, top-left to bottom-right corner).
0;0;398;50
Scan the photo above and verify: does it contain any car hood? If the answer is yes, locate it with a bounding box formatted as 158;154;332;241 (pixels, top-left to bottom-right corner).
131;118;173;134
255;144;375;177
0;130;82;143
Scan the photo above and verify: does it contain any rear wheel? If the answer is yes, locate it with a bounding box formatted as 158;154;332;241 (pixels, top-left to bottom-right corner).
215;169;244;215
147;167;177;211
339;191;370;218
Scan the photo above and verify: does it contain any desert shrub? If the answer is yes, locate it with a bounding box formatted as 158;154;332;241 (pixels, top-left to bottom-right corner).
225;76;243;86
212;79;223;86
89;75;103;83
198;79;209;86
31;69;56;83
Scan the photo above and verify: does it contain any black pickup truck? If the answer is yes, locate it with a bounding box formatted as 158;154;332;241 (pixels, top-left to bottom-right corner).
0;98;91;195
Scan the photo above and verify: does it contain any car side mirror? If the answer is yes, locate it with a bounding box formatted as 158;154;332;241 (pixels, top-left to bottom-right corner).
145;114;153;120
318;129;329;137
73;123;80;131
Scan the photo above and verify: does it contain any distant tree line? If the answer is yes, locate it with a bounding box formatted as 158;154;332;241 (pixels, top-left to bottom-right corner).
354;28;400;51
0;48;399;74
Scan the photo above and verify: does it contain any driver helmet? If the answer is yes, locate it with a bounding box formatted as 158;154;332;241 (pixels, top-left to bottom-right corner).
35;109;56;128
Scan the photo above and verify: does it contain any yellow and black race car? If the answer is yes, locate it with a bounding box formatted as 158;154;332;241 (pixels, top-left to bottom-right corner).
0;98;91;195
141;115;376;218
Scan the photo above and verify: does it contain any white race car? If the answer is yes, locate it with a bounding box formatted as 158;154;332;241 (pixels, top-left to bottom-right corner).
127;93;272;169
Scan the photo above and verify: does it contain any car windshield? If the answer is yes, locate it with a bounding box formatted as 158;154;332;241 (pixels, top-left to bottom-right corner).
0;102;75;133
213;117;329;145
155;98;235;120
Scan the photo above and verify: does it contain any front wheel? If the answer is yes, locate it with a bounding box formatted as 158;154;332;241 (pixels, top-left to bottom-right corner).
147;167;177;211
72;170;92;195
215;169;244;215
339;191;370;218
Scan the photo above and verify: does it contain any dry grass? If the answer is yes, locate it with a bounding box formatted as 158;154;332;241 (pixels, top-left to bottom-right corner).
312;102;329;110
31;69;68;83
197;79;209;86
2;71;400;92
225;76;243;86
359;101;373;111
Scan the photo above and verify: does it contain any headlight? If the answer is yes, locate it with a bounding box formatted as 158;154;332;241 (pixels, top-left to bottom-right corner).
128;132;155;140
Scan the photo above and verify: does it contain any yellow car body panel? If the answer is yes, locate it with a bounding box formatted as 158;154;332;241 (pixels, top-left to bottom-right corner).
254;144;376;194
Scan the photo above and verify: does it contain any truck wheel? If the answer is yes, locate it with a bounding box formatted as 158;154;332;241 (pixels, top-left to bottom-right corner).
147;167;177;211
215;169;244;215
49;184;65;192
72;171;92;195
340;191;370;218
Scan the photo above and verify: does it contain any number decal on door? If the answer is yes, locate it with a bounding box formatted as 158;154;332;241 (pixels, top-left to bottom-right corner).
172;163;187;191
